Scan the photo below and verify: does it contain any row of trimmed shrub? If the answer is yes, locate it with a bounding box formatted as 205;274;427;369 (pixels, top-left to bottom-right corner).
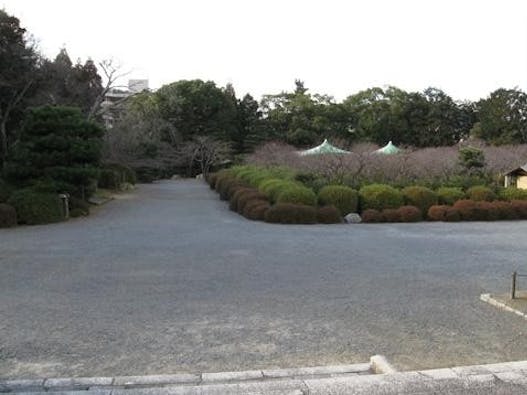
360;200;527;223
207;171;342;224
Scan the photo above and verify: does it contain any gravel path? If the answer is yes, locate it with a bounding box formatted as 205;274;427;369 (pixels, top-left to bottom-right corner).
1;179;527;378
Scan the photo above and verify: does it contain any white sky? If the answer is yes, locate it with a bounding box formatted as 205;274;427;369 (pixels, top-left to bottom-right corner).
2;0;527;102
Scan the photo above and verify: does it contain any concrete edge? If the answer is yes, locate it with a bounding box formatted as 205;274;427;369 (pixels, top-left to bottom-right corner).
0;362;373;393
480;293;527;319
370;354;397;374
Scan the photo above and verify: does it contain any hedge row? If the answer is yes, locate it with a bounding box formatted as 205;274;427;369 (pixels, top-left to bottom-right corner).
208;171;341;224
428;200;527;221
361;206;422;223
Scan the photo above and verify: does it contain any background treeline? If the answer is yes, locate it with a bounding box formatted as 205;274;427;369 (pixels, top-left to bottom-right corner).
3;7;527;184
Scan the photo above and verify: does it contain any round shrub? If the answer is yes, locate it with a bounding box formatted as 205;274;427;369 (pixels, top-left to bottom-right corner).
242;200;271;221
229;187;254;211
264;203;317;224
236;191;268;214
512;200;527;219
381;208;401;223
359;184;404;211
397;205;422;222
492;201;518;220
428;205;449;221
7;189;63;225
259;179;299;202
466;185;496;202
436;187;465;205
0;203;17;228
477;201;498;221
318;185;358;216
276;185;317;206
453;200;477;221
444;207;461;222
361;209;383;223
498;187;527;201
317;205;343;224
402;186;438;215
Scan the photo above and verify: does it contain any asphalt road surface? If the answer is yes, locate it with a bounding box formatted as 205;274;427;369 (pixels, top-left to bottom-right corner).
1;180;527;379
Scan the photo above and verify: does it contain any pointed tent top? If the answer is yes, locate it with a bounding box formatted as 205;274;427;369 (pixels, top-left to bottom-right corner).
375;141;401;155
298;139;350;156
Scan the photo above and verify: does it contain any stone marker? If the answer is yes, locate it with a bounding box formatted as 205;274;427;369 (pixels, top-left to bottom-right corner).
344;213;362;224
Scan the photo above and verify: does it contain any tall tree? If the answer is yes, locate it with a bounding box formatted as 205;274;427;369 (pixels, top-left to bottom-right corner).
0;9;39;168
474;88;527;144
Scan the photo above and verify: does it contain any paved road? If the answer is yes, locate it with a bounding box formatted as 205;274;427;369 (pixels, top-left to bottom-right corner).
1;180;527;379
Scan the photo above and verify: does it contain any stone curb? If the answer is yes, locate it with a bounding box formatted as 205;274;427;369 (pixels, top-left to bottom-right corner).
7;360;527;394
0;362;373;393
480;293;527;319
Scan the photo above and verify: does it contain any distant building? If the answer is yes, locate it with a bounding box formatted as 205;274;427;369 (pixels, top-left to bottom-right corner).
504;164;527;189
101;79;149;128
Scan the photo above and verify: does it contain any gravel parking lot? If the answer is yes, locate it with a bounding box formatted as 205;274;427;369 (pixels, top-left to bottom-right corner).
1;179;527;379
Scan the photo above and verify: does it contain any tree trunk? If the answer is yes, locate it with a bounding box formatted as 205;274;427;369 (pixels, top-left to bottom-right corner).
0;119;7;170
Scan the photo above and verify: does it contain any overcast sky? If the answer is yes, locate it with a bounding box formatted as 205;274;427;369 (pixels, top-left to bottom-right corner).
2;0;527;101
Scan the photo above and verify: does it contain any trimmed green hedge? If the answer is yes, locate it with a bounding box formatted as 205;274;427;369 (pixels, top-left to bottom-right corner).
498;187;527;201
276;185;317;206
466;185;496;201
0;179;12;203
318;185;358;216
402;186;438;215
7;189;63;225
359;184;404;211
436;187;465;205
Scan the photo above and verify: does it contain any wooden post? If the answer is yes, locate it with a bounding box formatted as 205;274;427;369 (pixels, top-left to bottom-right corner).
512;271;517;299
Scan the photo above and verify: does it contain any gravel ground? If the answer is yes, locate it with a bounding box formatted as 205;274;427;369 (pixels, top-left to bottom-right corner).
1;179;527;379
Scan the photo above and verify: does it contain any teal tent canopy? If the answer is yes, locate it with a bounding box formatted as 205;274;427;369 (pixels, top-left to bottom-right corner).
299;139;350;156
374;141;401;155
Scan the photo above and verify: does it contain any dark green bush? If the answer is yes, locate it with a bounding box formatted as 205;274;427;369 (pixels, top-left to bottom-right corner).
361;209;383;223
105;163;137;184
317;206;342;224
69;197;90;216
466;185;496;201
0;179;13;203
436;187;465;205
359;184;404;211
0;203;17;228
276;185;317;206
318;185;358;216
70;208;88;218
498;187;527;201
264;203;317;224
402;186;438;215
7;189;63;225
98;169;121;189
397;205;422;222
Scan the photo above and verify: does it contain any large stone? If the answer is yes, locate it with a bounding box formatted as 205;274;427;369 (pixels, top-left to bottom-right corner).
344;213;362;224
